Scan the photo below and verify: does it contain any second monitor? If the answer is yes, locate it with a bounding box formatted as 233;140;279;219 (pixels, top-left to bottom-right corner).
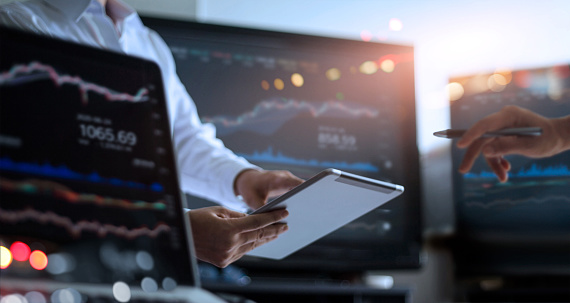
143;17;422;274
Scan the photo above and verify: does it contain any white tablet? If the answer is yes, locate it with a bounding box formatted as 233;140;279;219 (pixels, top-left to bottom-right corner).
246;168;404;260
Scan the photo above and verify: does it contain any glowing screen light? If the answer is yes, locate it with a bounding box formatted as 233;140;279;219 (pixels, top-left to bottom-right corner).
29;250;48;270
0;246;13;269
10;241;31;262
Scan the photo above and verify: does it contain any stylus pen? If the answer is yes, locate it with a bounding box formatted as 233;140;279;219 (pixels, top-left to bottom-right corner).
433;127;542;139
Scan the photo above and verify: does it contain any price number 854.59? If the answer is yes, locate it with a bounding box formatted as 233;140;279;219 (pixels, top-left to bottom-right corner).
79;124;137;146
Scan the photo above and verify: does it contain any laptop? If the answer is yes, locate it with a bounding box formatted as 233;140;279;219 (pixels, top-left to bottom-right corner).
0;26;225;303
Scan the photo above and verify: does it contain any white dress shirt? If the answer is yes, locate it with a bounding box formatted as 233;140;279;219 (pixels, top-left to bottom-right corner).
0;0;258;211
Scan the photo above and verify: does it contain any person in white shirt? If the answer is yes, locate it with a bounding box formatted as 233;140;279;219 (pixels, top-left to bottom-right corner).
0;0;304;268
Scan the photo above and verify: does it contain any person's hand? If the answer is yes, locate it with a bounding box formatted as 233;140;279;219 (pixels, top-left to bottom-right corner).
234;169;304;210
188;206;289;268
456;105;570;182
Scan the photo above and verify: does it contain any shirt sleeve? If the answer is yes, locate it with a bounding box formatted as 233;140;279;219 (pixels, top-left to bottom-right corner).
147;30;259;212
0;3;52;36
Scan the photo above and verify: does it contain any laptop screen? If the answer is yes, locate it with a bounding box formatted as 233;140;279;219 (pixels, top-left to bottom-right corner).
0;26;199;298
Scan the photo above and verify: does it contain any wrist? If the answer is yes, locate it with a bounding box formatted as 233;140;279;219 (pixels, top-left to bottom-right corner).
233;168;260;197
553;116;570;153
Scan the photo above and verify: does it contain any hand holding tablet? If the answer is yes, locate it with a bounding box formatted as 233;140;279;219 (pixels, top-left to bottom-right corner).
246;169;404;260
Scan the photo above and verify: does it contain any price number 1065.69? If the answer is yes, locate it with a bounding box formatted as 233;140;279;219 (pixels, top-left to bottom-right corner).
79;124;137;146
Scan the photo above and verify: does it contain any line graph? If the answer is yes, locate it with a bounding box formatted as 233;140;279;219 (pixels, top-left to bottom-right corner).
0;178;167;211
201;98;379;136
0;61;149;104
0;207;171;239
465;194;570;209
237;146;379;172
0;158;164;192
463;163;570;179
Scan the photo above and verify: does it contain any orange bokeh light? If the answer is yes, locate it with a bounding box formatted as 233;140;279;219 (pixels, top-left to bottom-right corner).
29;250;48;270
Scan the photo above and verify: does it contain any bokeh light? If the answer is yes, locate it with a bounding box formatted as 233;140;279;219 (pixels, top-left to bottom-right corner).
29;250;48;270
553;65;570;79
141;277;158;293
380;59;395;73
494;68;513;84
488;74;507;92
1;294;26;303
547;68;564;101
359;61;378;75
514;70;531;88
360;30;373;42
445;82;465;102
113;282;131;303
389;18;403;31
25;291;47;303
0;246;12;269
325;68;341;81
291;73;304;87
273;78;284;90
135;251;154;271
52;288;81;303
162;277;177;291
47;253;76;275
261;80;270;90
336;92;345;100
10;241;31;262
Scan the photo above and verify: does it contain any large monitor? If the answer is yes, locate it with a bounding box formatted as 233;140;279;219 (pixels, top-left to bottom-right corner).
0;26;200;299
142;17;422;275
449;64;570;276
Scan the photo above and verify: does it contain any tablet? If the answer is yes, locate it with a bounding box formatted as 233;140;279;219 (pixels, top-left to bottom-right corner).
246;168;404;260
